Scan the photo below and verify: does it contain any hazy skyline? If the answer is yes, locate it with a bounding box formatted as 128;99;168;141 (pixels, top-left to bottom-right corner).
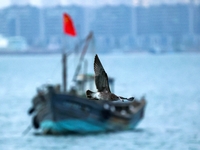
0;0;199;9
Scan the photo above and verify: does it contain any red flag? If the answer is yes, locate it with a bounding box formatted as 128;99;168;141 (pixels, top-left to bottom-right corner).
63;13;76;36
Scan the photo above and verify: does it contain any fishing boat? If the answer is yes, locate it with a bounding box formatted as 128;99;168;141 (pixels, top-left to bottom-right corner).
28;32;146;135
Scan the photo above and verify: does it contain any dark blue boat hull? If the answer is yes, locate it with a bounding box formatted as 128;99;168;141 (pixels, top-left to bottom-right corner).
31;86;146;134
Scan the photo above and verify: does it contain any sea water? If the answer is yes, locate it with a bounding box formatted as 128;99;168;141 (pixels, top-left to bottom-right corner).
0;53;200;150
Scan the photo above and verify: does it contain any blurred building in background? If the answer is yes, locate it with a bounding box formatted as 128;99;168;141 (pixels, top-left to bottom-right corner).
0;1;199;53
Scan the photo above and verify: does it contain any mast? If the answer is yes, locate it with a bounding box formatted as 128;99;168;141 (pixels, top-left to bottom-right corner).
62;12;76;93
62;53;67;93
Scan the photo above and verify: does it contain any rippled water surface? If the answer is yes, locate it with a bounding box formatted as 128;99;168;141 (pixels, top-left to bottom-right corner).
0;53;200;150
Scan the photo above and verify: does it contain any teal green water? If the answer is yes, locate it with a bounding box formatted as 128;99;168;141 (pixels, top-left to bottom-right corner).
0;53;200;149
